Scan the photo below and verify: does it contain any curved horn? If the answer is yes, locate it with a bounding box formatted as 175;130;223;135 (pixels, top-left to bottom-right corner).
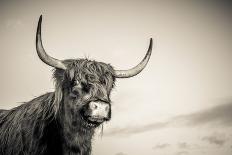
114;38;153;78
36;15;67;70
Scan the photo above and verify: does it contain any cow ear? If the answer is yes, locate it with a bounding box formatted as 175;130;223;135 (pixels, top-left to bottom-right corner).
68;68;75;80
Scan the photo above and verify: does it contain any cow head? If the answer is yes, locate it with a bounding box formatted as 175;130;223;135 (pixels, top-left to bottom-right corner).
36;15;152;132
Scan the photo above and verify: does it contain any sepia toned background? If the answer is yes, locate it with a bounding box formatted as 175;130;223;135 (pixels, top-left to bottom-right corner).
0;0;232;155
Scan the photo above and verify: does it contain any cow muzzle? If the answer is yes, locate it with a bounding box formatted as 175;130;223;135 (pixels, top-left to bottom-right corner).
80;101;111;128
88;101;111;122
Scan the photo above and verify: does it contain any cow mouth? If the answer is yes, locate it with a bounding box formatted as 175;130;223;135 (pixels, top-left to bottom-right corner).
80;112;104;128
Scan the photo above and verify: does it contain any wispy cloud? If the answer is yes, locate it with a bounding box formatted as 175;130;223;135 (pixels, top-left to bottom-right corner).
175;151;189;155
105;103;232;136
152;143;171;150
175;102;232;127
202;133;227;146
178;142;190;149
105;122;168;136
115;152;127;155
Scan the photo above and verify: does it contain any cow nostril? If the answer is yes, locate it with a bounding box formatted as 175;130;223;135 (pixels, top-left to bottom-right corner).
90;102;98;110
105;106;109;112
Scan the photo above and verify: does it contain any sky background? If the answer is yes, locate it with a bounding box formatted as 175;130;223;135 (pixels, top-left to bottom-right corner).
0;0;232;155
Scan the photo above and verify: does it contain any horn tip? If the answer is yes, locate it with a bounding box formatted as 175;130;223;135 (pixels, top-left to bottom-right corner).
149;38;153;44
37;15;43;35
39;15;43;23
149;38;153;49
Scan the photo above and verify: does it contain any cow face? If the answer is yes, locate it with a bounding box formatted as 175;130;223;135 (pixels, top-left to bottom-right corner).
57;59;115;129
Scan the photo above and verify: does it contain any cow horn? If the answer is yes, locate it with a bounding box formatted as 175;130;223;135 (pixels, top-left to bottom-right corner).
36;15;67;70
114;38;153;78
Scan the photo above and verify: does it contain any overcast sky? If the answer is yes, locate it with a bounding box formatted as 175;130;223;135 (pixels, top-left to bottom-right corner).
0;0;232;155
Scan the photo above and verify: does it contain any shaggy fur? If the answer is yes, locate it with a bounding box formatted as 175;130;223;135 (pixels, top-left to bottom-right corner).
0;59;115;155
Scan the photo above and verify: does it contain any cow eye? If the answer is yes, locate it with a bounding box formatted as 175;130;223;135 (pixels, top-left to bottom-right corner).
70;89;79;98
70;87;80;97
81;82;91;93
70;83;81;98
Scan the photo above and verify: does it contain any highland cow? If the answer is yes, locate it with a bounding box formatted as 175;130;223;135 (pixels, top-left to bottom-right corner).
0;15;153;155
